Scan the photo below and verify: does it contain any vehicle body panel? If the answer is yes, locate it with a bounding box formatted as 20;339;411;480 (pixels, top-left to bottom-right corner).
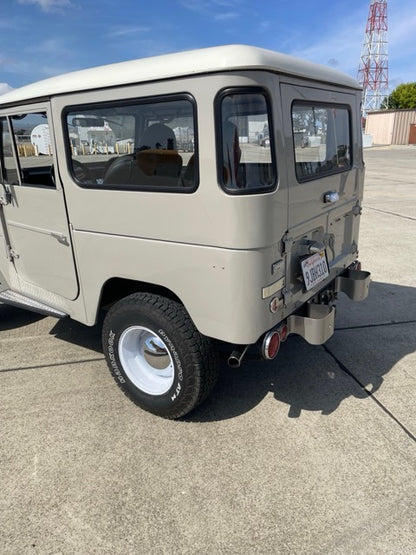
0;45;367;346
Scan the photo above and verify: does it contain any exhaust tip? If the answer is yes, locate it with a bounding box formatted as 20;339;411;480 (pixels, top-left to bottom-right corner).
228;353;242;368
227;345;249;368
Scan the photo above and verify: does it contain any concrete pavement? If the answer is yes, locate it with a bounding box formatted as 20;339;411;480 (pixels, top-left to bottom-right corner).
1;146;415;554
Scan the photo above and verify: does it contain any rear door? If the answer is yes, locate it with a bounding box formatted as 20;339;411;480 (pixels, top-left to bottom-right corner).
280;83;362;303
0;105;78;300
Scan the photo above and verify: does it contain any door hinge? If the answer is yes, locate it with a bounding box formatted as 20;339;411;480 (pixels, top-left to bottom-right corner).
9;248;19;260
282;233;293;256
352;203;362;216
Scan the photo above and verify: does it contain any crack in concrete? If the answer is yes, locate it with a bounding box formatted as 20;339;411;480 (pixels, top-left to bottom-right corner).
0;356;105;374
366;205;416;222
323;344;416;443
336;320;416;331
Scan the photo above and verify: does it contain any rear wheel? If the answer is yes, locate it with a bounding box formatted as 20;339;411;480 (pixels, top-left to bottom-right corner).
102;293;218;419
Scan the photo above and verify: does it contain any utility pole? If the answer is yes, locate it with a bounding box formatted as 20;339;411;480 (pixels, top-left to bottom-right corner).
357;0;389;116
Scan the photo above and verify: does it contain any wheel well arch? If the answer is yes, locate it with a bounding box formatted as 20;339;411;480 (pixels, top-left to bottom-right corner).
99;277;182;311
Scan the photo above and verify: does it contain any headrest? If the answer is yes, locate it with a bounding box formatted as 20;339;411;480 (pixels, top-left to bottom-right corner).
139;123;177;151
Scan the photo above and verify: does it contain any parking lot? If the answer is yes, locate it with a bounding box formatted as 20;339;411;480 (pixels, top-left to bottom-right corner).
1;146;415;554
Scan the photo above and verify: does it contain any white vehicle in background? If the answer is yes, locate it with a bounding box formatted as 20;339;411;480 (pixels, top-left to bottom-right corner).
0;45;370;419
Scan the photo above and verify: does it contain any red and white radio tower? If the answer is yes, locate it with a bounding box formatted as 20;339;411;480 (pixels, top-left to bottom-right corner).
357;0;389;115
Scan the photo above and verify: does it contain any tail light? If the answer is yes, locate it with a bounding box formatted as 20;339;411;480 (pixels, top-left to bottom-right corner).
262;331;280;360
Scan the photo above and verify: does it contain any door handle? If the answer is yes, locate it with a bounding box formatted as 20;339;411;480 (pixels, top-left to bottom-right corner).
323;191;339;203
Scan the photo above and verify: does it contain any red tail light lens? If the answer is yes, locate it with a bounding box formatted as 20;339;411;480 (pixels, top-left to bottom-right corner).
262;331;280;360
279;324;288;342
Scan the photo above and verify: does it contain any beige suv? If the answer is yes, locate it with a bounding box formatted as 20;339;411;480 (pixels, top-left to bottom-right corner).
0;45;370;418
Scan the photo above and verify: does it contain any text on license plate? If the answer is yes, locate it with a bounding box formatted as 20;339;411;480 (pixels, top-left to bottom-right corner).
301;250;329;291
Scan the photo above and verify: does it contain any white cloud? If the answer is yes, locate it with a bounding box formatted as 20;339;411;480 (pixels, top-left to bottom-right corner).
8;38;79;80
106;26;151;39
0;83;13;95
388;6;416;58
179;0;242;18
214;12;239;21
17;0;72;12
180;0;241;8
289;17;364;77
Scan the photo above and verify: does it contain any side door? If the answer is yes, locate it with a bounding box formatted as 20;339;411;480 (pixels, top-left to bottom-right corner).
0;104;78;300
280;82;363;301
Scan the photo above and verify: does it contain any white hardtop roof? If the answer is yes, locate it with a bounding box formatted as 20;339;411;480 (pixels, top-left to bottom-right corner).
0;44;360;106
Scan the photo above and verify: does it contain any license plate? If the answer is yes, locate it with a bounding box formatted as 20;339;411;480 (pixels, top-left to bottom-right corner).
301;250;329;291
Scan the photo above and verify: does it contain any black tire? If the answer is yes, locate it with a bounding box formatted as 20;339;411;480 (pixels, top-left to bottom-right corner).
102;293;218;419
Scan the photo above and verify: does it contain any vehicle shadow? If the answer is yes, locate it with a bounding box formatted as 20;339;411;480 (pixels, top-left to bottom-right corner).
2;281;413;422
0;302;102;352
187;281;416;422
187;340;364;422
0;303;45;330
49;314;104;353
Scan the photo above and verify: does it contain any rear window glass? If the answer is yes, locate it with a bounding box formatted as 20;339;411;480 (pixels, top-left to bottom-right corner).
65;96;197;192
291;103;351;181
217;90;276;194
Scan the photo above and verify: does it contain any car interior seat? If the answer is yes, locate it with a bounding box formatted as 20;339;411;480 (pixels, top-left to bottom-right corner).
104;123;182;187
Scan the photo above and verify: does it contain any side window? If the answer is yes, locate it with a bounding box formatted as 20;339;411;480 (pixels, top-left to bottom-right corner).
10;112;54;186
291;103;351;181
1;113;54;187
65;96;197;192
217;89;276;194
0;117;19;184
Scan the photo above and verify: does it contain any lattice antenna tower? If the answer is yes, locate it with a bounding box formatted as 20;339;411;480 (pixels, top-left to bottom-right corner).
357;0;389;116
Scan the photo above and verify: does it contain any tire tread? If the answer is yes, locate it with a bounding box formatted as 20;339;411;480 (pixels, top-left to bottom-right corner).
102;292;218;419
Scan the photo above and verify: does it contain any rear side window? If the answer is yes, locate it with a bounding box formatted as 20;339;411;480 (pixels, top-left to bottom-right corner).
216;89;276;194
291;103;351;181
65;95;197;192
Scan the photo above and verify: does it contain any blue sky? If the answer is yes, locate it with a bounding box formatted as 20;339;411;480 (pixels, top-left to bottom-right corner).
1;0;415;95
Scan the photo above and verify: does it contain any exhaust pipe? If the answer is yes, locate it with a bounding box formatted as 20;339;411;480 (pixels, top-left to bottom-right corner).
227;345;249;368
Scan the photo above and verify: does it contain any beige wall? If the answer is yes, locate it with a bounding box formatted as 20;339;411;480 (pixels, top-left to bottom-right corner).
366;110;416;145
392;110;416;144
365;112;395;144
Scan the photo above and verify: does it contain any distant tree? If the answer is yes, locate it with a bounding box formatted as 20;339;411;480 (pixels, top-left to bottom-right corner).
381;82;416;109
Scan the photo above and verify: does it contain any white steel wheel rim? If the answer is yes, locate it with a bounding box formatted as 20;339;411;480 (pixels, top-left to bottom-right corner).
118;326;175;396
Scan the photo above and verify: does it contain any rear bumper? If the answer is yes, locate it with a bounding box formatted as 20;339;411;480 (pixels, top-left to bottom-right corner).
335;268;371;301
286;266;371;346
288;303;335;345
